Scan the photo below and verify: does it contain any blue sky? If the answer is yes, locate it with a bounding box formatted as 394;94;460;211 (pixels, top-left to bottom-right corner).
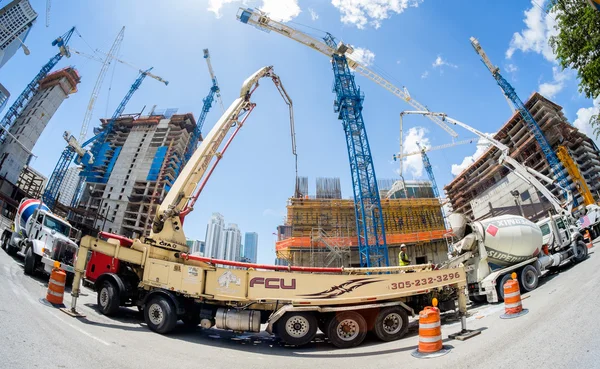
2;0;598;263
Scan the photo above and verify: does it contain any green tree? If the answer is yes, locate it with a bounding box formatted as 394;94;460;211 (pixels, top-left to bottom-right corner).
549;0;600;99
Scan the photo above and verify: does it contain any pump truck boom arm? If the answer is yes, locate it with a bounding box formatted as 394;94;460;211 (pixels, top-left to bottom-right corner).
150;66;294;247
401;111;573;217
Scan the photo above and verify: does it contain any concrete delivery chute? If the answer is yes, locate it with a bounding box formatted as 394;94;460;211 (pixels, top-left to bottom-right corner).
401;111;588;303
67;67;472;349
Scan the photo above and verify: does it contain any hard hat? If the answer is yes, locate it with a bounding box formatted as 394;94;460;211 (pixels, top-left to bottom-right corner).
401;244;406;248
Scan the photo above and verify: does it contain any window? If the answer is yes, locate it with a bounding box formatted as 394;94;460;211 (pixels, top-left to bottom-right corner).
103;203;107;207
520;190;531;202
109;187;113;191
540;223;550;236
115;204;120;209
118;195;122;200
120;188;125;193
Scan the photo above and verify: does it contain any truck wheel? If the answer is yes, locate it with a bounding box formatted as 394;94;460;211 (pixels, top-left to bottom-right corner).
0;233;7;251
573;240;588;264
97;280;121;316
519;265;539;292
144;295;177;334
23;247;40;275
496;274;513;301
276;312;318;346
326;311;368;349
373;306;409;342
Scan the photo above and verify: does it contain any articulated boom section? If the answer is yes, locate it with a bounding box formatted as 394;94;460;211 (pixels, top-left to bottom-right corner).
331;54;388;268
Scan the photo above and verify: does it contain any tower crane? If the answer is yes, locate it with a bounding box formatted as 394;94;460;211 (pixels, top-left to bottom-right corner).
184;49;224;162
0;27;75;144
42;68;168;209
470;37;577;206
78;27;125;143
238;8;404;267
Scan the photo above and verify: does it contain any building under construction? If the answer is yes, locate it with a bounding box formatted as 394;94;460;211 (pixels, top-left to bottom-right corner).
276;177;450;268
70;111;197;237
445;93;600;221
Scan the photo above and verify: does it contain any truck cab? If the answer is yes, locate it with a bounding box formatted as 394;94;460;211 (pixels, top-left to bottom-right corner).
536;214;581;252
1;199;79;276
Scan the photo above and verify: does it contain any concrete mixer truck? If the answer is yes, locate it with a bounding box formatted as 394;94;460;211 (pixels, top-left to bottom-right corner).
1;198;79;276
400;111;589;303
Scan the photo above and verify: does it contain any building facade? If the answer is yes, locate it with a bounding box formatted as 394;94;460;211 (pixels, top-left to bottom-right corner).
70;112;197;236
223;223;242;262
205;212;224;259
0;82;9;113
56;166;80;206
0;67;80;185
243;232;258;263
445;93;600;220
0;0;37;69
186;239;205;255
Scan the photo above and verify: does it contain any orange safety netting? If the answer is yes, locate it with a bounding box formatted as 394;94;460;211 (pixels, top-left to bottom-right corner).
276;229;451;251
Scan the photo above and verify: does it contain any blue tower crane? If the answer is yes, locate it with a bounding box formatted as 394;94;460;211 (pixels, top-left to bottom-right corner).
470;37;574;205
0;27;75;143
324;35;388;268
416;142;439;198
184;49;223;162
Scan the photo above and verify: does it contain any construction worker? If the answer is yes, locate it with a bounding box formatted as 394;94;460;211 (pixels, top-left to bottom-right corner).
399;244;410;266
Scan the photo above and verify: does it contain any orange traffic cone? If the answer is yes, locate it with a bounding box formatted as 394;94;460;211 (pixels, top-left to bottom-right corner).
500;273;528;319
412;299;450;358
45;268;66;306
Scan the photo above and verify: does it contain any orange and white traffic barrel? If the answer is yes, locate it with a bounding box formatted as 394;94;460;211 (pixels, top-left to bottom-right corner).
500;273;528;319
46;268;66;305
412;300;450;358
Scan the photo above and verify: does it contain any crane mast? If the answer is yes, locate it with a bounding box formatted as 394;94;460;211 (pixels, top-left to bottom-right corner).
150;66;295;249
184;49;223;162
470;37;574;206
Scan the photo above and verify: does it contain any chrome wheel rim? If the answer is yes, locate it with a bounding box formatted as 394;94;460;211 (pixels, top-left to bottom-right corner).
99;288;109;308
337;319;359;341
382;313;402;335
285;316;310;338
148;303;164;325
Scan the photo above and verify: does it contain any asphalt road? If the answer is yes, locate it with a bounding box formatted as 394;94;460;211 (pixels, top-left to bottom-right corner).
1;241;599;369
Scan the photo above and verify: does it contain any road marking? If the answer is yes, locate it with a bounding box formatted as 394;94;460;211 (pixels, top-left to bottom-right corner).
45;308;111;346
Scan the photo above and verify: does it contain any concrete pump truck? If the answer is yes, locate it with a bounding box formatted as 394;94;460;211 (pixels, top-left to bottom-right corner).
67;66;472;349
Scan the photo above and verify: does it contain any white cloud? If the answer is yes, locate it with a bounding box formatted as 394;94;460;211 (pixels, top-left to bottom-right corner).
538;66;572;98
351;47;375;66
573;98;600;146
421;71;429;79
432;55;457;69
506;0;558;62
451;136;490;176
402;127;430;178
260;0;301;21
208;0;300;21
505;63;518;73
208;0;240;17
331;0;422;29
309;7;319;20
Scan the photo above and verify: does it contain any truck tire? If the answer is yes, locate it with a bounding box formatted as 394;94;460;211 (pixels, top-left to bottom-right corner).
97;280;121;316
144;295;177;334
573;240;588;264
276;312;318;346
519;265;539;292
373;306;409;342
23;247;40;275
326;311;368;349
496;274;513;301
0;232;8;251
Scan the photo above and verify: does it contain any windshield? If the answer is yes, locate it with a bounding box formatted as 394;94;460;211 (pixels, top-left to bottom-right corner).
43;216;71;237
539;223;551;236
